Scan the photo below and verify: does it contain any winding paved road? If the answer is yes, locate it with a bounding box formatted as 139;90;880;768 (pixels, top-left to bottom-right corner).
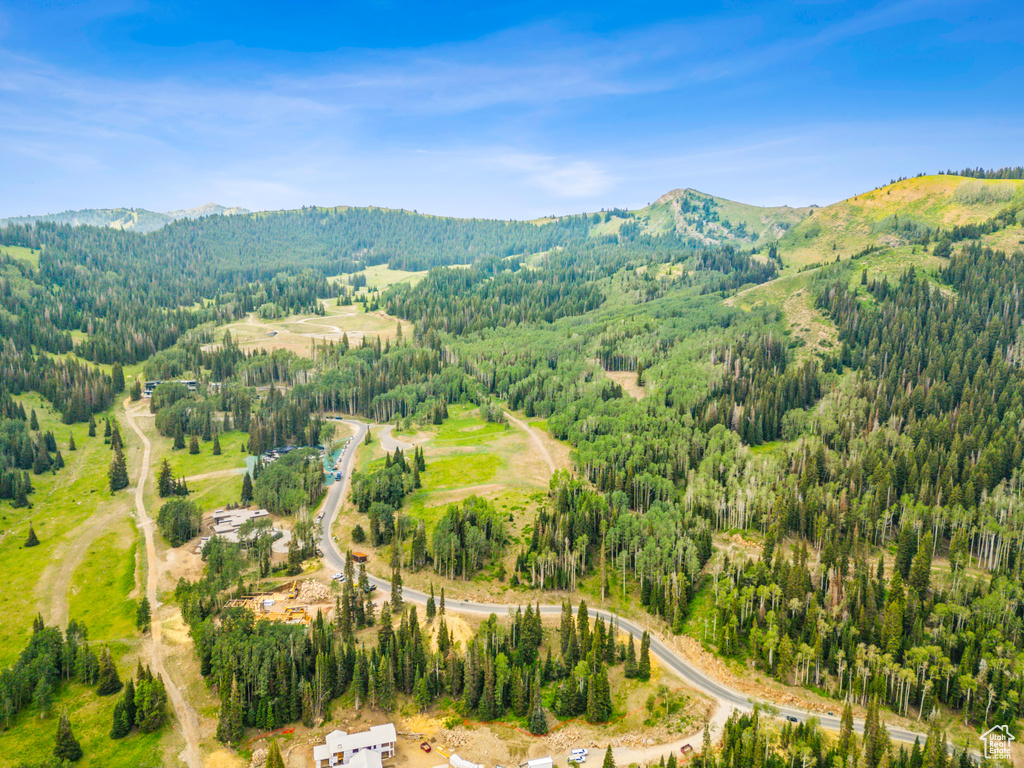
317;418;964;761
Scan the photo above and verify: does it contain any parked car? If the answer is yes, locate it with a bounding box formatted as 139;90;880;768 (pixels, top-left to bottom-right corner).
680;745;693;754
420;743;432;753
786;715;799;723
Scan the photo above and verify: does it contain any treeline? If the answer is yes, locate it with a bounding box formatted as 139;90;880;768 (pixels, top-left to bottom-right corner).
938;166;1024;180
695;705;974;768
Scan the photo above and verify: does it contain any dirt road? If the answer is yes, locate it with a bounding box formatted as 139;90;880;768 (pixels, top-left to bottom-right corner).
123;399;203;768
504;411;556;475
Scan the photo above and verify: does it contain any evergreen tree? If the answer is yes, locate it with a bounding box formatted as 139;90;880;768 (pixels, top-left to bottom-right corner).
602;746;615;768
173;423;185;450
53;711;83;762
528;672;547;734
108;447;129;492
157;459;175;497
266;740;286;768
111;363;125;393
188;435;200;455
110;694;132;738
24;523;40;548
212;433;221;455
241;472;253;504
68;432;76;451
624;634;637;678
638;631;651;681
88;416;96;438
217;675;244;743
390;543;403;611
30;409;39;431
130;379;142;401
426;584;436;620
97;647;123;695
287;536;303;576
137;597;151;633
908;531;934;597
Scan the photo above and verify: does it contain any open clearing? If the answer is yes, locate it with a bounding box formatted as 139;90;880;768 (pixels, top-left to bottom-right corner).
334;404;564;596
336;264;428;294
205;302;413;358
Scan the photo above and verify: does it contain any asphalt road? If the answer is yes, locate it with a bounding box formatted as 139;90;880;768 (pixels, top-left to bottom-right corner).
317;418;957;756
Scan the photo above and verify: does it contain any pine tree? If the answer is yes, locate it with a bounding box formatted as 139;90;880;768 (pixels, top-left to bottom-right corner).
528;671;547;734
624;634;637;678
110;693;132;738
130;379;142;401
212;433;221;455
173;423;185;450
241;472;253;503
108;447;129;492
838;700;854;759
110;423;123;454
25;523;40;548
88;416;96;438
908;531;934;598
217;675;244;743
111;363;125;393
157;459;174;497
266;740;286;768
638;631;651;680
390;543;403;611
287;536;303;576
68;432;76;451
137;597;151;633
53;711;83;762
30;409;39;431
602;746;615;768
97;647;123;695
426;584;436;619
188;435;200;455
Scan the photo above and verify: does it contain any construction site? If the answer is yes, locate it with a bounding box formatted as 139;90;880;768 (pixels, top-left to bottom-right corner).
225;579;338;626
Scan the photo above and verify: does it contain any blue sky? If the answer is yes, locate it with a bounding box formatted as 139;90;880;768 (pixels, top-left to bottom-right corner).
0;0;1022;219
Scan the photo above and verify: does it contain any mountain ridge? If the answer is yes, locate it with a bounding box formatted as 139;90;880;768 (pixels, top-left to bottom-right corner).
0;203;249;234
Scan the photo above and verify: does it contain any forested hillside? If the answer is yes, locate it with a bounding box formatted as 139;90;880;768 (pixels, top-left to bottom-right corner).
4;173;1024;749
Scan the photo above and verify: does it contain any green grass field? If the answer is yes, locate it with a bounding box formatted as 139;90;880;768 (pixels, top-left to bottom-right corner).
0;394;166;767
0;395;139;665
163;429;248;478
343;263;427;293
0;244;41;268
68;531;140;642
778;175;1024;268
0;680;164;768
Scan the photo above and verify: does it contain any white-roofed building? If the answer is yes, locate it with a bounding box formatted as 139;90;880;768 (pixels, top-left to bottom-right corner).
312;724;397;768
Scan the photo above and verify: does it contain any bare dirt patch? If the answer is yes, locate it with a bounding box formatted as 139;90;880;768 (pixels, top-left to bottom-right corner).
603;369;647;400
